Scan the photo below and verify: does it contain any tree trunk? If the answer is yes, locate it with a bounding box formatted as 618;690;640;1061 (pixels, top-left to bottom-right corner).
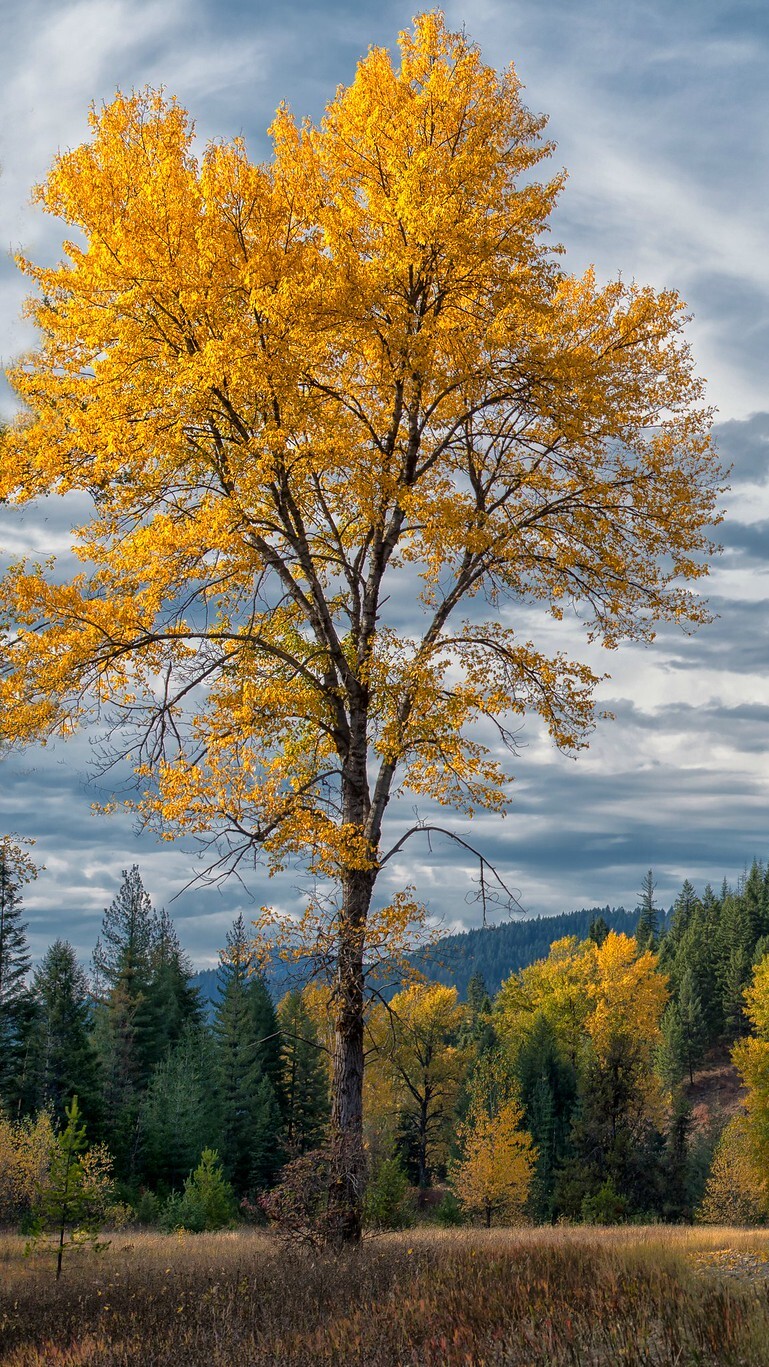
417;1097;429;1205
327;866;373;1244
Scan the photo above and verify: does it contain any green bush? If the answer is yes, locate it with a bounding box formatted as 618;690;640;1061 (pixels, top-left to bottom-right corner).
133;1190;161;1226
159;1150;236;1233
581;1178;630;1226
434;1192;468;1227
363;1157;414;1230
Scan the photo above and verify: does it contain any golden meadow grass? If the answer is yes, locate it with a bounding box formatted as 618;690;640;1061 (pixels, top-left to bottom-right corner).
3;1225;769;1365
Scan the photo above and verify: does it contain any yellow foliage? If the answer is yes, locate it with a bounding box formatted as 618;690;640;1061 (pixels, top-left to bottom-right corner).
496;931;668;1068
743;952;769;1040
0;15;720;884
732;956;769;1184
0;15;722;1204
698;1115;768;1226
0;1110;57;1225
733;1034;769;1175
495;936;595;1062
587;932;669;1062
452;1100;535;1226
366;983;470;1181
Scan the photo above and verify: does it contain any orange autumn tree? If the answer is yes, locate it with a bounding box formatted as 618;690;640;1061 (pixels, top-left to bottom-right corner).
0;15;721;1241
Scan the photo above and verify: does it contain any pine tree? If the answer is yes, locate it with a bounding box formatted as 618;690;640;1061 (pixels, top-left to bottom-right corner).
93;865;155;997
742;861;769;945
466;970;489;1017
32;1096;113;1279
677;968;707;1083
0;838;36;1115
671;904;720;1043
138;1025;220;1190
91;867;159;1173
722;943;752;1038
635;870;659;951
460;970;496;1051
144;907;203;1067
588;915;610;947
27;941;101;1128
663;879;700;958
213;916;284;1193
514;1013;577;1220
657;1001;687;1089
278;989;330;1157
250;1076;284;1190
660;1095;693;1221
657;968;707;1090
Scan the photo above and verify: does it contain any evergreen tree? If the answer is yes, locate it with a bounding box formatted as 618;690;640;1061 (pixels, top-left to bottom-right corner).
742;861;769;945
213;916;284;1193
661;879;700;962
635;870;659;951
138;1024;220;1190
657;1001;687;1090
588;915;610;947
660;1095;693;1221
557;1030;666;1220
91;867;158;1173
722;943;752;1038
671;902;720;1043
0;838;36;1115
32;1096;113;1280
459;970;496;1051
250;1075;284;1190
145;907;203;1067
278;989;330;1157
677;968;707;1083
466;970;489;1017
27;941;101;1128
657;967;707;1090
514;1013;577;1221
93;865;155;997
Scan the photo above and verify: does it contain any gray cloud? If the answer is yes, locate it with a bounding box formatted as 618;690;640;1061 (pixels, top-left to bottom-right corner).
3;2;769;965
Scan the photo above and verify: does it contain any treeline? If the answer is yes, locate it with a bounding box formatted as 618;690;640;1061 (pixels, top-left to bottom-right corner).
0;854;328;1223
2;840;769;1230
190;904;641;1008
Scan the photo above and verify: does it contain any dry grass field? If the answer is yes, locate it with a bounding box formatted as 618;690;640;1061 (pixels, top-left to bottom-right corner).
2;1224;769;1365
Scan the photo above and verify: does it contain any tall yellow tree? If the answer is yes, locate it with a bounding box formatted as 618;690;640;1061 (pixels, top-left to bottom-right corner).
495;935;596;1063
451;1045;535;1227
733;953;769;1181
366;983;468;1196
0;15;721;1240
495;931;668;1070
452;1100;535;1227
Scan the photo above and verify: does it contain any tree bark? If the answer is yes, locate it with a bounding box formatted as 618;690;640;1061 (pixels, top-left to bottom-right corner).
327;865;373;1244
417;1096;429;1204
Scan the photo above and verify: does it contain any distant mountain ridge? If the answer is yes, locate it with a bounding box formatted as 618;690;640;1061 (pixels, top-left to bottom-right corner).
191;903;637;1007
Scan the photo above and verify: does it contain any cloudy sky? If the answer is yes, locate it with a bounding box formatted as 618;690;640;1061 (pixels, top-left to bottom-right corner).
2;0;769;967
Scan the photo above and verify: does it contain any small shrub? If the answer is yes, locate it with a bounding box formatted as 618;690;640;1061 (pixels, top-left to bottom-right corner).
434;1191;467;1227
581;1177;630;1225
160;1150;236;1233
103;1200;133;1230
363;1157;414;1230
133;1189;161;1226
259;1148;335;1247
159;1189;205;1233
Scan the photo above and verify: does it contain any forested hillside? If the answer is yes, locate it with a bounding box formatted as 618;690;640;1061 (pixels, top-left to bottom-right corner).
192;905;639;1007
